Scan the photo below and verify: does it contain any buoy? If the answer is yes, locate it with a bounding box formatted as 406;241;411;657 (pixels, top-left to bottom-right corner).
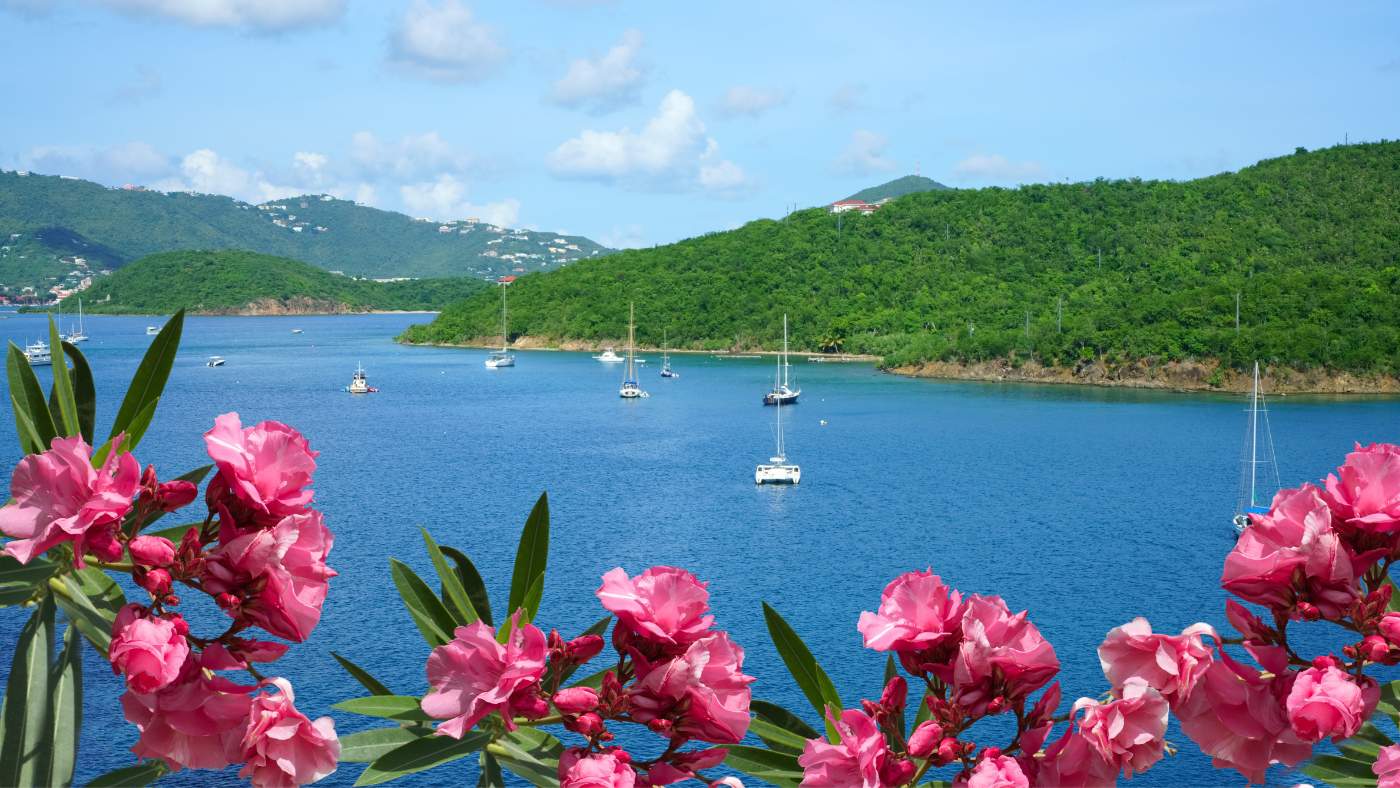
821;420;827;425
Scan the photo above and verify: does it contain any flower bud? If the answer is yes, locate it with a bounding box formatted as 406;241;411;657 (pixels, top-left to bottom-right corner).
128;535;176;567
986;696;1007;716
982;747;1002;760
573;713;605;737
1380;613;1400;644
862;698;881;717
937;738;960;763
216;593;241;610
141;568;172;596
88;530;124;563
1361;635;1391;663
907;721;943;758
567;634;605;664
178;527;202;558
1296;602;1321;622
878;757;915;786
881;676;908;712
162;612;190;636
156;480;198;512
516;692;550;720
1226;600;1271;642
1312;654;1344;671
647;718;673;734
612;623;635;654
553;687;601;715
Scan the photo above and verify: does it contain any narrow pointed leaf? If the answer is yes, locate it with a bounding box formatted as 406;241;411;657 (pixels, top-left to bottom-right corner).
137;464;213;532
1300;753;1385;784
478;750;504;787
7;343;57;452
749;718;808;756
0;586;37;607
6;345;40;454
0;594;56;788
46;318;78;438
110;308;183;442
762;601;843;741
1356;720;1396;746
332;696;435;721
354;730;490;786
10;394;45;457
421;527;477;626
508;492;549;616
389;558;457;648
752;699;820;740
58;342;95;445
337;728;433;763
69;567;126;618
499;572;545;644
94;398;158;467
331;651;395;696
721;745;804;788
491;727;564;788
0;556;58;586
82;761;170;787
38;624;81;788
49;576;115;658
440;546;492;627
565;667;610;690
912;683;934;730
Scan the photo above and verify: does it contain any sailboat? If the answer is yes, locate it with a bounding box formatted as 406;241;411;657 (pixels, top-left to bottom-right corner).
1233;362;1282;534
661;330;678;377
756;380;800;484
620;303;647;398
66;298;88;342
763;315;800;405
485;280;515;368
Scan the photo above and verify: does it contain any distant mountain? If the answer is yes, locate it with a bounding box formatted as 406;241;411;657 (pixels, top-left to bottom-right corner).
0;171;614;293
846;175;951;203
52;249;489;315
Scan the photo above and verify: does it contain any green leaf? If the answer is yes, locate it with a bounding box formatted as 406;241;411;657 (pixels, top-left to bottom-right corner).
752;699;820;740
478;750;504;787
1300;753;1383;786
389;558;459;648
354;730;491;786
0;586;37;608
137;464;213;532
337;728;433;763
110;308;183;442
499;572;545;644
565;667;610;690
721;745;804;788
749;718;809;756
69;567;126;619
58;342;95;445
10;394;46;458
508;492;549;617
332;696;435;721
93;398;158;467
143;522;201;544
0;594;56;788
0;556;59;586
46;318;78;438
542;615;611;688
1356;720;1397;747
331;652;396;697
37;624;81;788
421;527;477;626
7;343;57;453
50;575;116;658
82;761;170;787
762;601;843;741
440;546;492;628
912;683;934;730
490;727;564;788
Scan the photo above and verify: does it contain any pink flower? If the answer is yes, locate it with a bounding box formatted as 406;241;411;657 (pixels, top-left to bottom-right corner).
643;749;728;786
1222;485;1361;620
559;747;636;788
1320;442;1400;535
907;721;943;759
1075;678;1169;778
109;604;190;694
0;434;140;567
950;595;1059;716
202;510;336;642
554;686;601;715
1285;665;1378;743
1097;618;1216;705
128;535;176;566
959;754;1028;788
204;413;318;532
597;566;714;650
628;631;755;744
1031;726;1118;788
1374;743;1400;788
422;616;549;737
710;780;745;788
856;570;965;653
797;708;892;788
121;654;255;772
1173;649;1312;785
236;678;340;788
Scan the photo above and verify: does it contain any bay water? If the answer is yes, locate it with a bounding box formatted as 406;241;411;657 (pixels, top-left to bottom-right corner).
2;311;1398;787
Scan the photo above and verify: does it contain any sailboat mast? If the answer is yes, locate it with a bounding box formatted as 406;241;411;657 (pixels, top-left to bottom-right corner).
783;315;789;388
501;283;508;352
1251;361;1259;507
627;302;635;380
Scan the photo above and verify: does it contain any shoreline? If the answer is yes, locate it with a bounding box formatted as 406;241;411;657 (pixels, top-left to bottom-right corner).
395;336;882;362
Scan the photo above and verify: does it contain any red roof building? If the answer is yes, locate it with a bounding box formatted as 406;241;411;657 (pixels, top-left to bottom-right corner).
829;200;879;214
498;276;517;283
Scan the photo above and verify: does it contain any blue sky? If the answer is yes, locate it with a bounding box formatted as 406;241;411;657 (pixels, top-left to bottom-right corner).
2;0;1397;248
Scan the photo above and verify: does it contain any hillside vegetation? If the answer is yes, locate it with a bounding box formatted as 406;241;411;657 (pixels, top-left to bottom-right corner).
400;142;1400;377
847;175;951;203
53;250;488;315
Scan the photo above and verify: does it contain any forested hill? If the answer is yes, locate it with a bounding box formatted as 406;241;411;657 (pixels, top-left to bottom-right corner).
847;175;950;202
52;250;488;315
400;142;1400;376
0;171;612;288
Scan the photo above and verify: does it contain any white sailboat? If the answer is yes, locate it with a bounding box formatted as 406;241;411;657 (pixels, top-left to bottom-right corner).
620;302;647;398
486;279;515;368
1233;361;1282;534
661;330;678;377
24;339;51;366
763;315;800;405
66;298;88;342
756;380;800;484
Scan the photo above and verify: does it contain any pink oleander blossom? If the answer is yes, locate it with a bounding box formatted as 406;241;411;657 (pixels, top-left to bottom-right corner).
553;686;601;715
628;630;754;744
643;749;728;786
1320;442;1400;536
1222;485;1360;620
951;594;1059;716
856;569;966;653
236;678;340;788
1375;743;1400;788
958;754;1029;788
797;708;892;788
1075;678;1169;778
1031;726;1118;788
121;653;255;772
204;413;318;533
202;510;336;642
0;435;140;567
128;535;176;567
1098;618;1217;705
559;747;636;788
109;604;190;694
596;566;714;649
1285;665;1379;743
422;616;548;737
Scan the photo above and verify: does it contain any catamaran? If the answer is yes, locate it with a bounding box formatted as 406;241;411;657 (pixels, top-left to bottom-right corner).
485;279;515;368
1233;361;1282;534
756;380;800;484
620;303;647;399
24;339;51;366
763;315;800;405
66;298;88;342
661;330;678;377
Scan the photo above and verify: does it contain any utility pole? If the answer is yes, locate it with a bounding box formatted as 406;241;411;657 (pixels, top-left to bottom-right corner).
1236;293;1240;335
1057;298;1062;333
946;223;950;243
837;211;841;238
1026;311;1030;337
1098;248;1102;269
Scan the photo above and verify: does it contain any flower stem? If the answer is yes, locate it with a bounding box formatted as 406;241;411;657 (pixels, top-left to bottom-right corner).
87;560;135;573
512;715;564;727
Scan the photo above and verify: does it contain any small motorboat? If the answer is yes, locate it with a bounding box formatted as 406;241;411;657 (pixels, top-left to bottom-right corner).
344;362;379;393
24;339;52;367
292;329;304;334
207;356;225;367
146;326;161;335
594;348;623;362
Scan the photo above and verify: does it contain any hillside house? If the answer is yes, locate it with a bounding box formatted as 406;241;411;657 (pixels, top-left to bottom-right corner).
459;228;473;234
829;200;879;214
464;218;479;223
293;227;303;232
439;226;453;232
488;238;502;244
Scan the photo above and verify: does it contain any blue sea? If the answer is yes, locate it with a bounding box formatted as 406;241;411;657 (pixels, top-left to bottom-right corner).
2;311;1398;787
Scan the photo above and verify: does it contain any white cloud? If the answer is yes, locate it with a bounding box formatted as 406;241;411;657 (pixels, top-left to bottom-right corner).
91;0;342;31
545;89;752;197
347;131;482;180
830;130;898;176
830;84;868;114
294;151;328;170
153;149;302;203
599;224;645;249
713;85;787;119
547;29;646;114
110;64;161;104
400;174;520;225
384;0;508;84
23;141;176;182
951;154;1045;182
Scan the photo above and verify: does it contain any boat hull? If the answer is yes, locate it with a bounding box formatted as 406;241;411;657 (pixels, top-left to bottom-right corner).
763;391;799;405
485;357;515;367
756;464;801;484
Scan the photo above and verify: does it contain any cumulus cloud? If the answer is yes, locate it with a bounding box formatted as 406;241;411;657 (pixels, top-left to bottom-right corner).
547;29;646;114
346;131;487;181
830;130;898;175
91;0;342;31
401;174;520;225
951;153;1045;182
545;89;751;197
384;0;508;84
713;85;787;119
151;149;303;203
109;64;161;104
599;224;645;249
830;84;868;114
24;141;177;182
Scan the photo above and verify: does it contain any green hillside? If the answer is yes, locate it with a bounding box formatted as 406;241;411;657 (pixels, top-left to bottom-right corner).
400;142;1400;376
847;175;951;203
51;250;488;315
0;172;613;290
